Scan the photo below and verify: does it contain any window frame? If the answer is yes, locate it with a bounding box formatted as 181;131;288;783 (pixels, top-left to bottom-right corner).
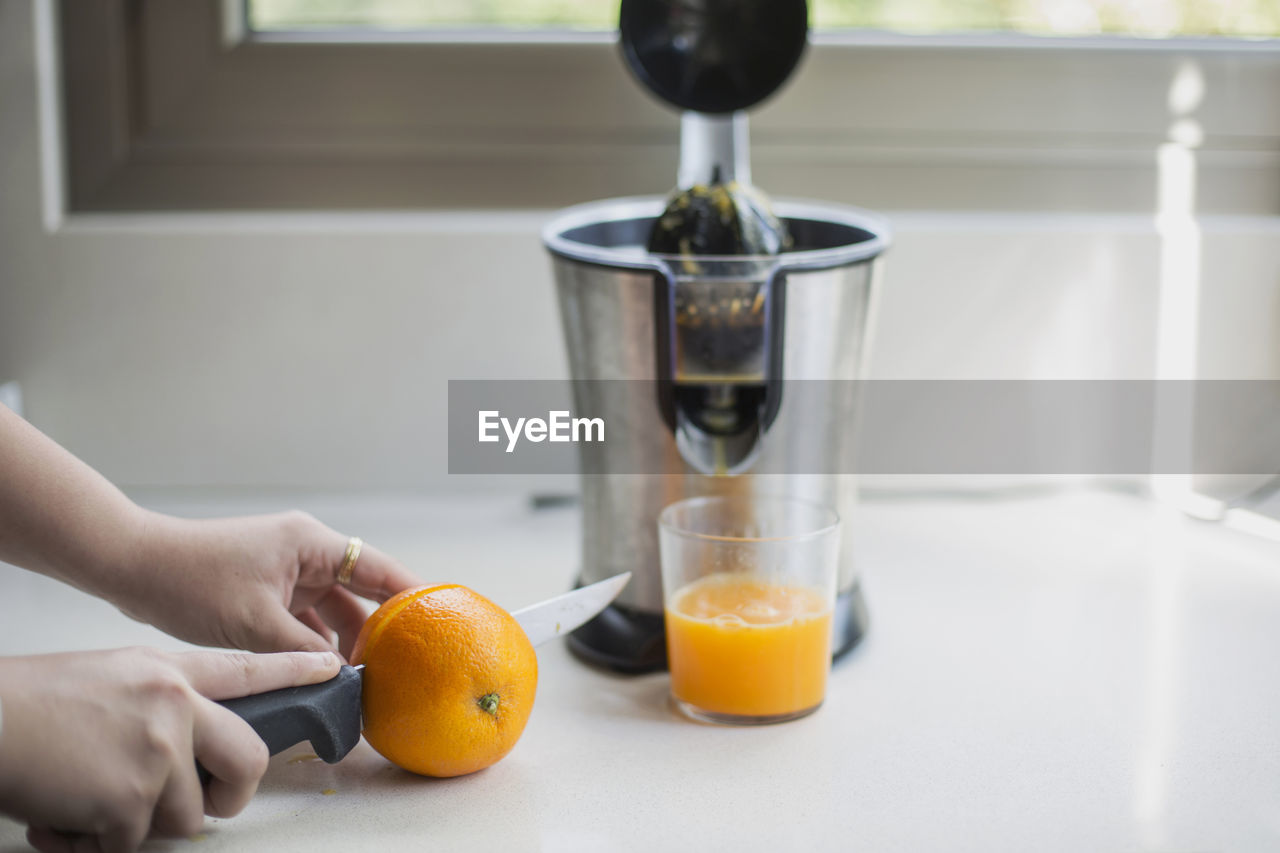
58;0;1280;213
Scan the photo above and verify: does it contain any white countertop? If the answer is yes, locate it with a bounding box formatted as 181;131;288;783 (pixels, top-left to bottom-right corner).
3;485;1280;852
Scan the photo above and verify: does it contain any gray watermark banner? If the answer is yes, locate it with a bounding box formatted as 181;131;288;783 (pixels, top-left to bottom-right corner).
447;380;1280;475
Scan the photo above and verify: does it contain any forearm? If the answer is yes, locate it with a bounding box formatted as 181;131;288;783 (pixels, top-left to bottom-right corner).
0;404;148;597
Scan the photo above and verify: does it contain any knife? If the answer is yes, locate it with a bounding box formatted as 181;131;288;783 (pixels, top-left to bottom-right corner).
196;573;630;782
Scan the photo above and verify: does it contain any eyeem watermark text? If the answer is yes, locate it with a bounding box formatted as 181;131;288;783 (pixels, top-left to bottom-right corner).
478;410;605;453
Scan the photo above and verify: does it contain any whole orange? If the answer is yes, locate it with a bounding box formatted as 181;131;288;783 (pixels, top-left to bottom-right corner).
350;584;538;777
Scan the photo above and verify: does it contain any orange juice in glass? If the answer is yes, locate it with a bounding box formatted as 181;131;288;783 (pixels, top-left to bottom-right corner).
659;496;839;725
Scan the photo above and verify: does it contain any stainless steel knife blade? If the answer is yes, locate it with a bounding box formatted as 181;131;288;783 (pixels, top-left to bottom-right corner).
513;572;631;646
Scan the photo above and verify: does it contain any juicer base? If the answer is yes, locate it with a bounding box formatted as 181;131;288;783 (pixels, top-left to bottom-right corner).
832;581;871;661
567;580;870;674
567;601;668;674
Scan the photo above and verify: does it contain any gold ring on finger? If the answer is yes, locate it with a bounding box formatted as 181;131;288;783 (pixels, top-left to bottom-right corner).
337;536;363;586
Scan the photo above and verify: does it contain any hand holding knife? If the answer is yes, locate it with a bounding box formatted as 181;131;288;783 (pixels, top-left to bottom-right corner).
197;573;630;781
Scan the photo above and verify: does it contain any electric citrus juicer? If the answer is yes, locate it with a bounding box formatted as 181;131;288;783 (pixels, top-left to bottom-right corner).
542;0;890;672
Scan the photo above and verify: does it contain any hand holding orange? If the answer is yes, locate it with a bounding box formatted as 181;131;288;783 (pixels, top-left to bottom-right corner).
351;584;538;777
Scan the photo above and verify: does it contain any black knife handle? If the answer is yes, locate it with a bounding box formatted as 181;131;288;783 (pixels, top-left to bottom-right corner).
196;664;363;786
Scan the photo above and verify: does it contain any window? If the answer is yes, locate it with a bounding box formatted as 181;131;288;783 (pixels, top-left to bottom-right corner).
249;0;1280;38
59;0;1280;213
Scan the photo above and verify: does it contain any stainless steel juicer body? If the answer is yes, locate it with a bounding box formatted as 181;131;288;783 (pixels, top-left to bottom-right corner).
544;196;889;672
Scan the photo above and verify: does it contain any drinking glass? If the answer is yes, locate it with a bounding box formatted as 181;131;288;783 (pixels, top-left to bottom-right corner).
658;495;840;725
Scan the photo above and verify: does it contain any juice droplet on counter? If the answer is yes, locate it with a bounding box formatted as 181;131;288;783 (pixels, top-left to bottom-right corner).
287;752;320;764
189;833;208;843
321;788;338;796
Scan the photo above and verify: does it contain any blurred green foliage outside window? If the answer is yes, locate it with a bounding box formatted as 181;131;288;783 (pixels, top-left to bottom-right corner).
249;0;1280;38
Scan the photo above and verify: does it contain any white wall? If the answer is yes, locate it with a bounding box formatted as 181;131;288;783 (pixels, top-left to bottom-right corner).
2;0;1279;493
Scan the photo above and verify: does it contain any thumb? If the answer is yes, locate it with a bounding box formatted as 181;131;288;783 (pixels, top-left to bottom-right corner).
174;649;342;701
